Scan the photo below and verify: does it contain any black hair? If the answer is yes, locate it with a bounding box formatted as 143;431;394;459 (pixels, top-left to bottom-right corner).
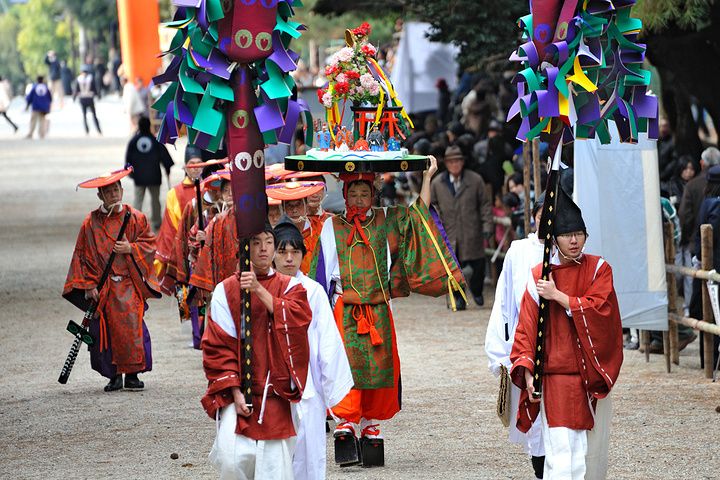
507;172;523;189
276;236;307;256
37;75;44;84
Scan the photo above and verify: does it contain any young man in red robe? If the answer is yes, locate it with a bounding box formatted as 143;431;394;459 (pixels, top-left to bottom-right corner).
510;186;623;480
166;172;225;349
154;144;204;293
63;168;161;391
201;224;312;479
189;173;238;299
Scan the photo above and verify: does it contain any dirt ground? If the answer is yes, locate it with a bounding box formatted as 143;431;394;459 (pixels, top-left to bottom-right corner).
1;103;719;479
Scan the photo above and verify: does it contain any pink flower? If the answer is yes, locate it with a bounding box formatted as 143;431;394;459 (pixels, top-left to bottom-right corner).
321;91;333;108
335;73;347;84
360;73;376;89
336;47;354;63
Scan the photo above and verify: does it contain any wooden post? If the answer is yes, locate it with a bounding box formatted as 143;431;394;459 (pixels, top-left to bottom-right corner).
665;223;681;365
663;223;675;372
701;224;714;378
532;138;542;205
523;141;531;238
642;329;651;363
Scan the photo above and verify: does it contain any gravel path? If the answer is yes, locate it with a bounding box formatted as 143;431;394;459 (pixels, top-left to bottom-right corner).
1;106;718;479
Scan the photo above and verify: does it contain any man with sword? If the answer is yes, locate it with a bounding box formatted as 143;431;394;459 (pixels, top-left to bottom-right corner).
62;168;161;391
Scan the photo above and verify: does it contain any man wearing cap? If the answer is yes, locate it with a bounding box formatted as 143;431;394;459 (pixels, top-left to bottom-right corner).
510;186;623;480
201;224;312;479
273;220;353;480
431;145;493;308
63;169;161;391
310;156;465;466
485;193;546;479
154;145;204;293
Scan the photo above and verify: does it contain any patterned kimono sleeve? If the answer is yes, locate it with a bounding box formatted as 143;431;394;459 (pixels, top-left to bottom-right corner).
388;198;466;299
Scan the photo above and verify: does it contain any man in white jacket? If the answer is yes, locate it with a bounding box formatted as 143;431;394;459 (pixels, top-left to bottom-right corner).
273;219;354;480
485;193;546;479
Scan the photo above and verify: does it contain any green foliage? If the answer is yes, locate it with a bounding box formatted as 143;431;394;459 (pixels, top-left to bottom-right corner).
0;7;25;91
311;0;527;70
61;0;117;31
296;0;396;62
404;0;527;70
634;0;713;33
16;0;71;78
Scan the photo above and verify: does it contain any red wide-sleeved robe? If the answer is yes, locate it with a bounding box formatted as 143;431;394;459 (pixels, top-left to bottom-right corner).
154;178;196;292
510;254;623;432
201;270;311;440
190;207;238;297
63;205;161;376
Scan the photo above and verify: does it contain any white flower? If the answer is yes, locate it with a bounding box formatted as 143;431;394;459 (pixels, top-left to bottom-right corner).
322;91;333;108
336;73;347;83
336;47;354;63
360;73;375;89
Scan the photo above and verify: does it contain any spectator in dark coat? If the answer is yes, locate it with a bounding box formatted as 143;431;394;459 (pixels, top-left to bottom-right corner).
689;164;720;367
679;147;720;250
431;145;493;308
25;76;52;139
125;116;175;229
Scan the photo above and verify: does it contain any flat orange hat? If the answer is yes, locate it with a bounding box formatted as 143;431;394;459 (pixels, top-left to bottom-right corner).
265;163;293;182
281;171;329;181
202;170;231;191
266;181;325;202
77;167;133;189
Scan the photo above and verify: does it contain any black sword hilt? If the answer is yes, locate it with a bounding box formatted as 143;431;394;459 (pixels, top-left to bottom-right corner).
58;337;82;384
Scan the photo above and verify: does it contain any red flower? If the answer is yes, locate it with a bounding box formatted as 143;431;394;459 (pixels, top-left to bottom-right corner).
334;82;350;95
325;65;338;77
351;22;372;38
360;44;377;57
345;70;361;80
316;88;326;103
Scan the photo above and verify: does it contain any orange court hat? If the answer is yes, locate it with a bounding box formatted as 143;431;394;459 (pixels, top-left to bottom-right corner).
281;170;329;181
191;158;229;169
77;167;133;189
202;170;231;191
266;181;325;202
265;163;294;182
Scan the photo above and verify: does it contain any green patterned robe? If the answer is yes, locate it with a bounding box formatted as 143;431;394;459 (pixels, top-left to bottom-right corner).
310;200;465;389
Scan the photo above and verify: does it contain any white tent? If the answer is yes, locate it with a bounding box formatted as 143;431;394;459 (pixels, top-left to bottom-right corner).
390;22;459;114
574;123;668;330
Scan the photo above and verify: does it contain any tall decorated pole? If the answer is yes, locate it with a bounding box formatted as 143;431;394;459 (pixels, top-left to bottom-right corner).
507;0;658;398
153;0;312;407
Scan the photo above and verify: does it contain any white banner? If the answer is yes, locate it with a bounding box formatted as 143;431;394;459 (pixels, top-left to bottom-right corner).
574;122;668;330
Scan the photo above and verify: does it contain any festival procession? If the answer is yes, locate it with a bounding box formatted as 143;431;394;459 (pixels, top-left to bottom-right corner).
1;0;719;479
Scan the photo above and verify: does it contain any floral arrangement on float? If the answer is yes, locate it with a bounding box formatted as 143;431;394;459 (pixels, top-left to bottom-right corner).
317;22;414;145
284;22;427;174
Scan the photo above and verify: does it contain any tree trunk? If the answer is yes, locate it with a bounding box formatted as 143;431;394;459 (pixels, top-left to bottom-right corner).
644;21;720;155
